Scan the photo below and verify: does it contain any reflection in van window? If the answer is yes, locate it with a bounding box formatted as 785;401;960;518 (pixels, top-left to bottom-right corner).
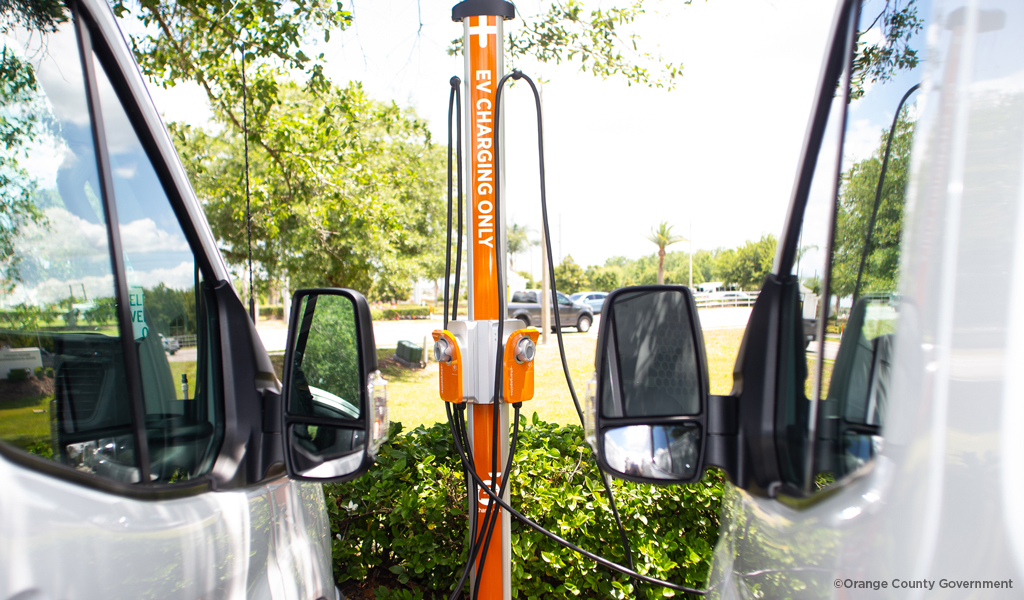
815;2;924;488
0;14;141;480
92;52;223;482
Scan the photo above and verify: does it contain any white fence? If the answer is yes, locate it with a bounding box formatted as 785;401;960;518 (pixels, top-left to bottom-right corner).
694;292;759;309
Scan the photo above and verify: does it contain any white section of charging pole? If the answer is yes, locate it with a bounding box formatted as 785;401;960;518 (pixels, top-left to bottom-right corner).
461;13;511;599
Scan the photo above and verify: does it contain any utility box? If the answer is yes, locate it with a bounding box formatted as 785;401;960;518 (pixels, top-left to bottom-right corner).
0;348;42;379
395;340;424;368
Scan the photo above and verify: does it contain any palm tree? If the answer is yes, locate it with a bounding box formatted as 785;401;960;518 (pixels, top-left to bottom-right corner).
646;222;687;285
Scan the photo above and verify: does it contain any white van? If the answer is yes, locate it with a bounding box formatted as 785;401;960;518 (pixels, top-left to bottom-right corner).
586;0;1024;597
0;2;385;598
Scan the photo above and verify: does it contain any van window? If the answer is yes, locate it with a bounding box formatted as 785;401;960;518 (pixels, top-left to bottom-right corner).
0;14;142;478
91;51;223;482
0;9;222;486
778;0;925;493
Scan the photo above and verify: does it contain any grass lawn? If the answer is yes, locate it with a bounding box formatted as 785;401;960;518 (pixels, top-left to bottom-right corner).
385;327;753;428
0;394;52;450
266;327;834;429
169;361;198;400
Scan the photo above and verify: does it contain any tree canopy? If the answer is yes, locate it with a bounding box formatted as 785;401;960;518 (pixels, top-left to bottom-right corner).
830;107;914;300
172;81;445;299
104;0;924;302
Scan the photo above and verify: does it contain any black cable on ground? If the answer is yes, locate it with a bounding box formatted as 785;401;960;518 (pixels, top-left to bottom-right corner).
446;396;706;596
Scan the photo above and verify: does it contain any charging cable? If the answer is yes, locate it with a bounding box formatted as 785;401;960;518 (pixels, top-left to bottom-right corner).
440;70;707;597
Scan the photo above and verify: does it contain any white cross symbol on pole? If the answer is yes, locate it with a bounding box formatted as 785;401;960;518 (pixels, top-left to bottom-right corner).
468;15;497;48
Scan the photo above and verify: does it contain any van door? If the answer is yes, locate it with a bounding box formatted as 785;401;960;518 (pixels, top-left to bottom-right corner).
703;0;928;591
0;2;335;598
709;0;1024;596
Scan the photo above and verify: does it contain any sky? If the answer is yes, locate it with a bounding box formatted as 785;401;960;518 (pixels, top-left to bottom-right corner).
141;0;843;280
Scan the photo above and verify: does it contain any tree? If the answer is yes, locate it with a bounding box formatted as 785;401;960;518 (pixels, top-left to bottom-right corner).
646;222;686;285
585;265;624;292
691;249;715;285
144;283;197;336
172;81;445;299
719;234;777;291
503;0;922;94
502;1;681;90
0;6;61;292
831;107;914;306
112;0;350;138
851;1;923;100
553;255;587;295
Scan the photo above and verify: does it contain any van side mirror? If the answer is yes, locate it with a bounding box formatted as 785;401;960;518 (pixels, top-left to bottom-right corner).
584;286;710;484
282;289;388;482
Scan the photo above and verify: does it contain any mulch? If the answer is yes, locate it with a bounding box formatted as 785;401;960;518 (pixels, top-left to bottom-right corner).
0;376;55;401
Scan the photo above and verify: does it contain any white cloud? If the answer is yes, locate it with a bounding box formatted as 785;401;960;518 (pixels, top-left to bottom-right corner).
114;163;138;180
843;117;884;169
120;218;190;254
130;260;195;291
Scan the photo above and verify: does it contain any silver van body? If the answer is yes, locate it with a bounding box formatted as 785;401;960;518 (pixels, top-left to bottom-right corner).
708;0;1024;597
0;0;342;598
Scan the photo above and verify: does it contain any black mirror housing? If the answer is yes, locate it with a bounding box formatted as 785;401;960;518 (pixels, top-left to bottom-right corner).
281;288;387;482
585;285;710;485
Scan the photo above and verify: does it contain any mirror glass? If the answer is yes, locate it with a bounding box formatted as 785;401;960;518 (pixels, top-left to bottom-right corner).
820;295;896;478
288;294;361;419
601;289;701;418
603;424;700;480
286;293;365;479
288;424;366;478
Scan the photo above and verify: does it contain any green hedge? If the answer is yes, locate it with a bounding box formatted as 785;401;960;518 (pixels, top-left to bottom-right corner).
326;417;722;599
261;305;285;319
371;306;431;321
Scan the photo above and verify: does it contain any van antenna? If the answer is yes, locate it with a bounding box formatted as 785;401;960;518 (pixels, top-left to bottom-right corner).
240;39;255;322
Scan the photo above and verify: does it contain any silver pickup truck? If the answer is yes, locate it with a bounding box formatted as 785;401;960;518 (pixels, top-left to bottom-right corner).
508;290;594;333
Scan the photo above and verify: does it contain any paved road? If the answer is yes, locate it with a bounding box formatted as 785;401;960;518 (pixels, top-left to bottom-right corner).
175;306;838;359
697;307;752;330
250;314;601;353
226;306;755;353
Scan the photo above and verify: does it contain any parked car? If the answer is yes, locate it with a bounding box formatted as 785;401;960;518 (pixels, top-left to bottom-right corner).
509;289;594;332
707;290;754;306
570;291;609;314
159;334;180;355
0;2;387;598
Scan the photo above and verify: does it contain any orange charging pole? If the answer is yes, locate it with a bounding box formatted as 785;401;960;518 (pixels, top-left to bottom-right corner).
453;2;515;598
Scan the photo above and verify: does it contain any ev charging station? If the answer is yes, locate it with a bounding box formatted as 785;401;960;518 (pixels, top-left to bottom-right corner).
434;2;529;598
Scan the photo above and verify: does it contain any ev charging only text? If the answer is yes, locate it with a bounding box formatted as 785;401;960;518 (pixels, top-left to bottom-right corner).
474;69;494;250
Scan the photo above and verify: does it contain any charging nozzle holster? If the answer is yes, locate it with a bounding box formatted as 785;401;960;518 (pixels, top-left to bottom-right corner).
434;321;537;404
503;328;539;403
433;329;464;403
